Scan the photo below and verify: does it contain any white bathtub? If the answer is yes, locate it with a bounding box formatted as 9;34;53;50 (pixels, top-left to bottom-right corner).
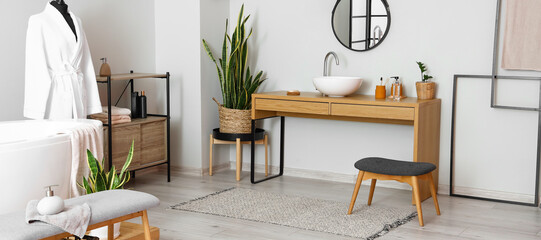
0;120;100;214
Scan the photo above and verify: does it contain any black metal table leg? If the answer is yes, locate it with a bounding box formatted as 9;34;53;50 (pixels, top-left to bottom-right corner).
166;72;171;182
107;76;113;170
251;116;285;184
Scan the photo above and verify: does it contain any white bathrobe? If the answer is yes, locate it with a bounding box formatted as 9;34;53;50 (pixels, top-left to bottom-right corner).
24;3;101;120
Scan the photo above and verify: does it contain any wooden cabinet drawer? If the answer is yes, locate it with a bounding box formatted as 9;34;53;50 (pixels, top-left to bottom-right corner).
331;103;414;120
256;99;329;115
141;120;166;166
103;117;167;171
105;125;142;170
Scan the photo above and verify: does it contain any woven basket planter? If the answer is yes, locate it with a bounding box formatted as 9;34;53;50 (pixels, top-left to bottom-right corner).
415;81;436;100
217;105;252;134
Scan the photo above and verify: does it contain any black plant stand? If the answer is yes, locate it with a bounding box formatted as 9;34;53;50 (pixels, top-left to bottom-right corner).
212;128;267;181
212;128;265;141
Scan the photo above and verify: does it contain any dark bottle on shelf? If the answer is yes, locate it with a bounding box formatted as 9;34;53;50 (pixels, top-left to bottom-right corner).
139;91;147;118
131;91;139;118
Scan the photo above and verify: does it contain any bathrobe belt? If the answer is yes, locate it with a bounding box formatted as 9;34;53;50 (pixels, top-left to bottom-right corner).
52;64;84;119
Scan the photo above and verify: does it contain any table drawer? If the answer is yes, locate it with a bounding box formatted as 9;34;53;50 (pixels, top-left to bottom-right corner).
331;103;414;120
256;99;329;115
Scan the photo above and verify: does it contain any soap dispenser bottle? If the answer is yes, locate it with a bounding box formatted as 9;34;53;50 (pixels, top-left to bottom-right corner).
37;185;64;215
390;76;402;100
99;57;111;77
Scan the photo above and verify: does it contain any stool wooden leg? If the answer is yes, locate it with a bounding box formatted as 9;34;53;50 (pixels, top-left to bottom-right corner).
209;135;214;176
411;176;424;227
107;223;114;239
428;173;441;215
348;171;365;214
367;179;377;206
264;134;268;177
236;138;241;181
142;210;152;240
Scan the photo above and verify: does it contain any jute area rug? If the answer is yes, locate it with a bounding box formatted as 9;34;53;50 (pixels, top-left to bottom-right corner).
170;188;416;239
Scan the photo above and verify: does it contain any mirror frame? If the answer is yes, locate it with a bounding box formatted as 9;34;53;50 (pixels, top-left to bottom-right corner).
331;0;391;52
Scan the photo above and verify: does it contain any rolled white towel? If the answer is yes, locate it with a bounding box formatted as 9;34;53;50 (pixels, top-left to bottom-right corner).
101;106;131;116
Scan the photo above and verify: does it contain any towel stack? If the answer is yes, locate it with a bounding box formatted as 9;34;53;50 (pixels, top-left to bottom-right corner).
90;106;131;125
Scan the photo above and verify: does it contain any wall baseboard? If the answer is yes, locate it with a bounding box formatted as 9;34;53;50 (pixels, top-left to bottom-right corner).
201;163;230;176
438;184;450;196
169;165;204;176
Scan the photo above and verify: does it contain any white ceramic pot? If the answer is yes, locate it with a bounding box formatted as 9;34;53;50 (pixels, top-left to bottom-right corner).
89;222;121;239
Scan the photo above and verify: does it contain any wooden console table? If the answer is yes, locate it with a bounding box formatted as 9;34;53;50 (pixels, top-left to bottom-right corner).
250;91;441;201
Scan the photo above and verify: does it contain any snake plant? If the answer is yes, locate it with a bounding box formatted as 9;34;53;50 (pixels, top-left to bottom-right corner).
78;141;133;193
202;4;265;110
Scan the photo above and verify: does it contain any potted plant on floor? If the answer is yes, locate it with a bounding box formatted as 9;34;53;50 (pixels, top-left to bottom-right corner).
415;61;435;100
202;4;265;134
78;141;134;239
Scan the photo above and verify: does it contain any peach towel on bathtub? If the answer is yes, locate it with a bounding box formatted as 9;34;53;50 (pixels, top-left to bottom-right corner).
502;0;541;71
63;120;104;197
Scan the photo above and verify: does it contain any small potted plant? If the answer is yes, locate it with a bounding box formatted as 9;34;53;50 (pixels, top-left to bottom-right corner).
78;141;134;239
415;61;435;100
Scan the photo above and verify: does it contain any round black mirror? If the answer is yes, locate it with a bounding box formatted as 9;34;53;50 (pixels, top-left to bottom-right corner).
332;0;391;52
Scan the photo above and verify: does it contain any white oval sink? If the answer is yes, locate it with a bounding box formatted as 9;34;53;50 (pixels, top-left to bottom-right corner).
313;76;363;97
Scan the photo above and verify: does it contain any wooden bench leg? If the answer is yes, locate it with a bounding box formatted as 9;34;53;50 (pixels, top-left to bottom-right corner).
428;173;441;215
411;176;424;227
108;223;114;239
367;179;377;206
209;135;214;176
348;171;365;214
142;210;152;240
236;138;241;181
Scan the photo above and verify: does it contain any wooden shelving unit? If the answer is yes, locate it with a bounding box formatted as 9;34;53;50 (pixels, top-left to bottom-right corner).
97;72;171;182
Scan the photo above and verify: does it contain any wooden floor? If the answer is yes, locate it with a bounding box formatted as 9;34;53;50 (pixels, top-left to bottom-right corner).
125;169;541;240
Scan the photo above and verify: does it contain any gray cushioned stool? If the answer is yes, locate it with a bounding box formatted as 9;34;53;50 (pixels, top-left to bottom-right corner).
347;157;440;226
0;189;159;240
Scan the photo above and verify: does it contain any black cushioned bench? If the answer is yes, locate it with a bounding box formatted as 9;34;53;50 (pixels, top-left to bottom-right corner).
347;157;441;226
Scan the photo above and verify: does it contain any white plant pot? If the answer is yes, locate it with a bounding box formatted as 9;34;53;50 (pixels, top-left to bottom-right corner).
89;222;121;239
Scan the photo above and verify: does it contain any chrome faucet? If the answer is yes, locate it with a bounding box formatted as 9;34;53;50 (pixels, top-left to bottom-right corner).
323;51;339;76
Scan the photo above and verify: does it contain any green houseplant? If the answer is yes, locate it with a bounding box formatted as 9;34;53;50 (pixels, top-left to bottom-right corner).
416;61;433;82
415;61;435;100
77;141;134;239
78;141;133;193
202;4;265;133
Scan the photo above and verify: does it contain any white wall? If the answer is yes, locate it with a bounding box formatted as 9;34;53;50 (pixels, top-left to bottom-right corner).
0;0;156;121
200;0;231;171
228;0;534;192
155;0;229;171
155;0;202;170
